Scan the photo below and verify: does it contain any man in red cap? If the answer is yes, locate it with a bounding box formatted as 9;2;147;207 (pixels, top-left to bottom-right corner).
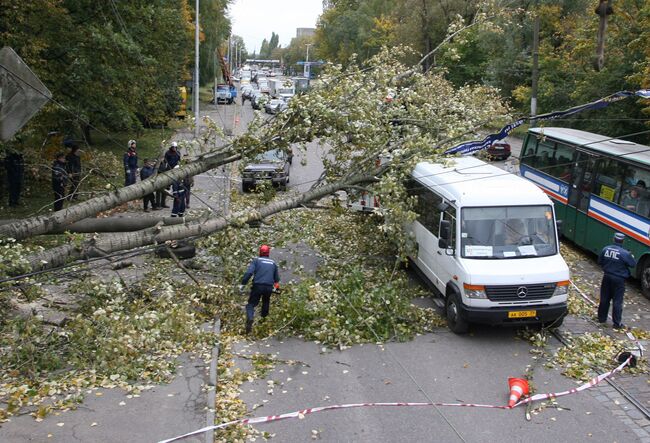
240;245;280;333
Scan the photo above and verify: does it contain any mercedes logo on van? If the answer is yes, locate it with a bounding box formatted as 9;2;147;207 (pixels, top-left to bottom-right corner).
517;287;528;298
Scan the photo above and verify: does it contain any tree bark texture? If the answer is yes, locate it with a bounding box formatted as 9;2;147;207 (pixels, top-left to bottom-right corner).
0;216;191;234
23;173;377;273
0;152;240;240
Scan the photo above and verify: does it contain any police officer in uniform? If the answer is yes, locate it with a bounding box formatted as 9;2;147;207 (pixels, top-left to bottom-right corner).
239;245;280;333
597;232;636;330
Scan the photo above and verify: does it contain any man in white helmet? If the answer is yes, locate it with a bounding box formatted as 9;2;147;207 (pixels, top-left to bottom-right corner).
123;140;138;186
165;141;181;169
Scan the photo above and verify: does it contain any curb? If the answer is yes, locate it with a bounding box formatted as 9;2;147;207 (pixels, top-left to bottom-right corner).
206;317;221;443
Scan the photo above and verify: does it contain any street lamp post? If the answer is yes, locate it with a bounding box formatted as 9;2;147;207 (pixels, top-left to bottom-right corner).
305;43;313;86
194;0;200;139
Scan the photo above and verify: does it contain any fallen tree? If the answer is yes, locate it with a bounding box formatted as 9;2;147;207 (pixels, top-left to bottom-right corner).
21;171;379;273
0;216;192;234
4;42;511;275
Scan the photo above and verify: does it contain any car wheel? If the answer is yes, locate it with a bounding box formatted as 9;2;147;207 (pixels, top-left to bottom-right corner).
242;183;251;193
445;292;469;334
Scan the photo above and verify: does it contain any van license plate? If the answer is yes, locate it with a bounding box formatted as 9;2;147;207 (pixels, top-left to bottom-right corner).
508;310;536;318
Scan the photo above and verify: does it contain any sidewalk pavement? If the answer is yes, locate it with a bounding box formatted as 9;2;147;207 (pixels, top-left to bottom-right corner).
0;353;210;443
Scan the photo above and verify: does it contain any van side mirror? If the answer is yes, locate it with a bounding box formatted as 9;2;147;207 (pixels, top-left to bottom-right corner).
556;219;563;235
439;219;452;249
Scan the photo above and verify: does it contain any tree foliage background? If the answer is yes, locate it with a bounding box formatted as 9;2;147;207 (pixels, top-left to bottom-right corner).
314;0;650;142
1;0;230;138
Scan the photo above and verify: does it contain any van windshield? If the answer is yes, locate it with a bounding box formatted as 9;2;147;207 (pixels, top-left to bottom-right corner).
461;205;557;259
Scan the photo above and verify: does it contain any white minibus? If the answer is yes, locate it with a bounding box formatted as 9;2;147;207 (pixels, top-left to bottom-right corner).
407;156;570;333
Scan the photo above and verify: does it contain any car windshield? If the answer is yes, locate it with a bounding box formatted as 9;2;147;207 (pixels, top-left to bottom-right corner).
461;205;557;259
254;149;283;163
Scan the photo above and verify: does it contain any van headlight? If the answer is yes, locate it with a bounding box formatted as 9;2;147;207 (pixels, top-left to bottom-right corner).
553;281;570;297
463;283;486;299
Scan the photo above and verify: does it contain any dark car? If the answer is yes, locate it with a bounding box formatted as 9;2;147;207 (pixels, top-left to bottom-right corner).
486;141;511;161
242;149;291;192
251;93;269;110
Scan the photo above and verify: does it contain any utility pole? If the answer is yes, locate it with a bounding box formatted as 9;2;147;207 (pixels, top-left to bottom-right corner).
194;0;200;139
305;43;313;87
530;1;540;124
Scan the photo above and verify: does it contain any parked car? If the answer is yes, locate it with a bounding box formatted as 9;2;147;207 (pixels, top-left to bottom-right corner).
251;93;269;110
265;99;287;114
241;149;291;192
485;141;512;161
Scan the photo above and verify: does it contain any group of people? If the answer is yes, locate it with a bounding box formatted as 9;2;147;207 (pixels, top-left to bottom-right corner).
50;139;193;216
125;140;193;216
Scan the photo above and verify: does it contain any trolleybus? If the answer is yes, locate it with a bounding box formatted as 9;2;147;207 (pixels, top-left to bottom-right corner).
519;127;650;297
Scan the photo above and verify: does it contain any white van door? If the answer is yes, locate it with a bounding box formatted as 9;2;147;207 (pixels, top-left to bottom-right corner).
434;205;458;293
411;186;447;292
413;220;443;291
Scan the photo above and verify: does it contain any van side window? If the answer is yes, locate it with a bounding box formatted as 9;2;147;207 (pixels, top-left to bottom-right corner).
407;179;443;233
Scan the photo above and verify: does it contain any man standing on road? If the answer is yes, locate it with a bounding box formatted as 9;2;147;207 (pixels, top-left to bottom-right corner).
598;232;636;330
156;158;170;208
51;153;67;211
170;165;186;217
4;152;24;207
239;245;280;333
165;142;181;169
139;159;157;212
65;145;82;200
124;140;138;186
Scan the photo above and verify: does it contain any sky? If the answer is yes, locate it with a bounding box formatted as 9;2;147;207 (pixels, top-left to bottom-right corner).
229;0;323;53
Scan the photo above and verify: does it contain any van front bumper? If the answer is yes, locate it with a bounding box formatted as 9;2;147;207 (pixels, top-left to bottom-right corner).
459;302;567;325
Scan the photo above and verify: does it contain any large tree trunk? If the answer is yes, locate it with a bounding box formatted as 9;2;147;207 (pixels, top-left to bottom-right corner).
0;216;191;234
21;172;377;273
0;152;240;240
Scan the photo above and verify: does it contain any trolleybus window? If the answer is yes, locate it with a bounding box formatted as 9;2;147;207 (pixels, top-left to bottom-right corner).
521;138;575;182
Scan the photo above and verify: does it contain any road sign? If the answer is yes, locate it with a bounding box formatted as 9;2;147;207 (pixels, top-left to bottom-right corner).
0;47;52;141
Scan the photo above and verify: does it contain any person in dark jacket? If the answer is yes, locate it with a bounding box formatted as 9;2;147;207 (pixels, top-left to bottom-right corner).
140;159;157;212
4;152;24;207
239;245;280;333
170;166;186;217
65;145;82;200
183;173;194;208
165;142;181;169
155;159;170;208
51;153;67;211
123;140;138;186
597;233;637;330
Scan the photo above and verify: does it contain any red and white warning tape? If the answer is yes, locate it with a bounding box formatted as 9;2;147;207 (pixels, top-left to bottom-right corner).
157;356;632;443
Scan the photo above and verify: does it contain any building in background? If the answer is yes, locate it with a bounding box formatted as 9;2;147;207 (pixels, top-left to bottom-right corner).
296;28;315;39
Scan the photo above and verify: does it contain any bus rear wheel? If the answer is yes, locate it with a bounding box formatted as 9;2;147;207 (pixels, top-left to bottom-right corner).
640;258;650;300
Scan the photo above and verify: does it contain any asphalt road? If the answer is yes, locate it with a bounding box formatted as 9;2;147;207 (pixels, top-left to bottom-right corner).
235;331;636;442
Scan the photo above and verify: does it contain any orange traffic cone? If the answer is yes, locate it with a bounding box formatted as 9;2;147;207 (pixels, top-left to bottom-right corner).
507;377;529;407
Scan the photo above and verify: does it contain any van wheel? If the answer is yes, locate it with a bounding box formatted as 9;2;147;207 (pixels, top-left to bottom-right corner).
445;292;469;334
639;257;650;300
